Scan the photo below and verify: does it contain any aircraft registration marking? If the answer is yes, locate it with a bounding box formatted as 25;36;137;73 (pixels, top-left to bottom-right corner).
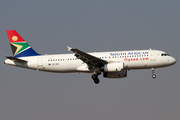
48;63;59;66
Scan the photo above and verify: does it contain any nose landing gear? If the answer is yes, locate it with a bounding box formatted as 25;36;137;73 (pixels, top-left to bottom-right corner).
151;68;156;79
152;74;156;79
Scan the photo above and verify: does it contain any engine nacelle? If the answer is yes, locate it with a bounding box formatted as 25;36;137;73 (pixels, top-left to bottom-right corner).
103;70;127;78
103;62;124;72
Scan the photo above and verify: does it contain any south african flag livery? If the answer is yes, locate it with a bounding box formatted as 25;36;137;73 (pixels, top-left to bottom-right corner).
6;30;40;58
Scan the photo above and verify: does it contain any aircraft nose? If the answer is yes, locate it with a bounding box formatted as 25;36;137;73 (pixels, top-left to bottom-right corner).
171;57;177;65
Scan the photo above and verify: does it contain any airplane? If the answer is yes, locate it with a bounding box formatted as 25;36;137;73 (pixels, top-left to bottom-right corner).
4;30;176;84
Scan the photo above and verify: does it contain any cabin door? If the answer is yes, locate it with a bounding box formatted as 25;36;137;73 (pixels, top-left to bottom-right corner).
150;51;156;61
37;57;43;67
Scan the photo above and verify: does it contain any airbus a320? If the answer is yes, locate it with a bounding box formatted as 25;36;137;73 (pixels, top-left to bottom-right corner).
4;30;176;84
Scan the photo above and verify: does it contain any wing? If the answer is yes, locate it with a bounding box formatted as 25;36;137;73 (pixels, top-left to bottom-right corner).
67;46;107;68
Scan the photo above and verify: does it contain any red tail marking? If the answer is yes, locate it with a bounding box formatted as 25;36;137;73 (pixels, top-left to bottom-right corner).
6;30;25;43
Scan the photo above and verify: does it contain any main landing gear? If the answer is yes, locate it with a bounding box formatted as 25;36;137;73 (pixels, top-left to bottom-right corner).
92;73;101;84
151;68;156;79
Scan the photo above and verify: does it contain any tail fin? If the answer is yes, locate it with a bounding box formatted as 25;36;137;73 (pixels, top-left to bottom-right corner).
6;30;40;57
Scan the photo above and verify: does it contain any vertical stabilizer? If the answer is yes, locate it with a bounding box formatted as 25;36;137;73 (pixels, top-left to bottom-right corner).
6;30;40;57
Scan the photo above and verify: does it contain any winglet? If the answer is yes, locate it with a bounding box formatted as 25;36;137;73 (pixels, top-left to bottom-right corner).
67;46;72;51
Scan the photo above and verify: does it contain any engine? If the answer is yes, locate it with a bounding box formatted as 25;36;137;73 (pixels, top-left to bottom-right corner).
103;70;127;78
103;62;124;72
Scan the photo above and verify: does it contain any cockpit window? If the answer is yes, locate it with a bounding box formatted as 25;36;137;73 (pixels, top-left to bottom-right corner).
161;53;170;56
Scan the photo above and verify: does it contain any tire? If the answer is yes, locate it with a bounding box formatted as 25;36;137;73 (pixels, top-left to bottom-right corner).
152;74;156;79
92;74;97;80
94;78;100;84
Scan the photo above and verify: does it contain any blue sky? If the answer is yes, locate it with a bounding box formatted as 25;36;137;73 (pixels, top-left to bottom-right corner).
0;0;180;120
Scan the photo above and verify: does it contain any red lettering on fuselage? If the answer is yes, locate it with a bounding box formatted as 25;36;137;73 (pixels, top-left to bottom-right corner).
124;57;149;62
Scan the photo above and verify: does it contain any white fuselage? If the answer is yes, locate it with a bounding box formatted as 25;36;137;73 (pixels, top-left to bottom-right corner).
4;49;176;73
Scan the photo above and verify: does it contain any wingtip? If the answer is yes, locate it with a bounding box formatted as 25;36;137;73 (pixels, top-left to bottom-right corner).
67;46;72;51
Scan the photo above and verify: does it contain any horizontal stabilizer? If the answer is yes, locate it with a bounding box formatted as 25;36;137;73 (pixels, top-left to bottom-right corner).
6;56;27;62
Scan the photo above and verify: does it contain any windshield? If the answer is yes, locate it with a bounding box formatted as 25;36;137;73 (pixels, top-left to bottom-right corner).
161;53;170;56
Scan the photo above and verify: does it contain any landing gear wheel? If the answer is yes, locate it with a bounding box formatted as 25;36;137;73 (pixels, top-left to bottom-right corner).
152;74;156;79
94;78;100;84
92;74;97;79
92;74;100;84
